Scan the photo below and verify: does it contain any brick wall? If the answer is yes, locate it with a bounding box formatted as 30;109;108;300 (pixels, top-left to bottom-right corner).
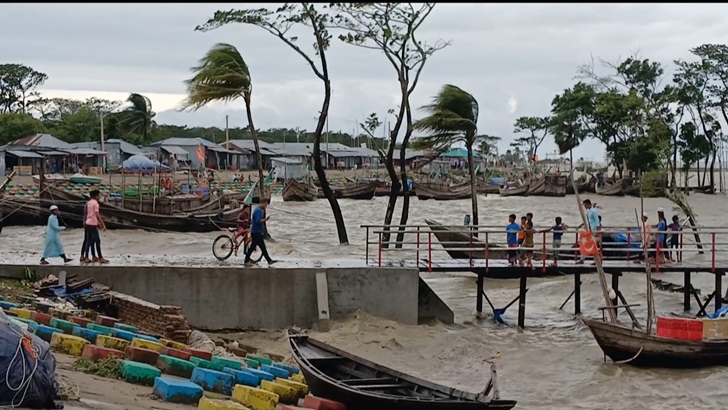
109;291;191;343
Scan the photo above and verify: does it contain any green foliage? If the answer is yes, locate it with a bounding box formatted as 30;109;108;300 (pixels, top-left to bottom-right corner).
118;93;156;144
414;84;479;150
0;63;48;113
0;112;45;144
182;43;252;110
511;116;551;156
73;358;122;379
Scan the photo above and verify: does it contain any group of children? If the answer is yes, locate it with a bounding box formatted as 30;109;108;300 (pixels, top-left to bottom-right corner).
505;213;567;269
504;203;684;268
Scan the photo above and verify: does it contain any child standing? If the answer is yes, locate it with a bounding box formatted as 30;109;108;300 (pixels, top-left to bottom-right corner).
542;217;568;267
517;215;527;261
668;215;681;262
523;221;535;269
506;214;520;266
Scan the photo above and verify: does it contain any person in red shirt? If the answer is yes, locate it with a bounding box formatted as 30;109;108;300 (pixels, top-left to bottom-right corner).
233;204;251;242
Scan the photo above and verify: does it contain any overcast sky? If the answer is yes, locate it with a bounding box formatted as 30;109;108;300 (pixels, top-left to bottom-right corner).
1;3;725;161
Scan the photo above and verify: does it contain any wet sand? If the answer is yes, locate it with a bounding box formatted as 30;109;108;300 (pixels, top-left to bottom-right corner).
3;193;728;409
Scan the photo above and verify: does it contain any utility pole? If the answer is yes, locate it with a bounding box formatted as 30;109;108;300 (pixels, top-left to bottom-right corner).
225;115;229;145
100;112;106;172
296;127;300;143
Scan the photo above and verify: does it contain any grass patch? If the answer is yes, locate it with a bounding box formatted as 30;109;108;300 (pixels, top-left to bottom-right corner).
73;358;122;379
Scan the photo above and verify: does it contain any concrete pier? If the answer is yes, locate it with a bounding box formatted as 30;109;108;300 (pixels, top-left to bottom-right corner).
0;262;454;330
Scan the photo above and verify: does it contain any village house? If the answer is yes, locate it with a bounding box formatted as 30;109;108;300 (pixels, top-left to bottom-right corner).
73;139;149;170
151;137;238;170
0;133;106;176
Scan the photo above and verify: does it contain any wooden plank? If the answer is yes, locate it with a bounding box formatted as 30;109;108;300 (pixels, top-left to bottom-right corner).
341;377;398;385
315;272;331;332
356;384;410;390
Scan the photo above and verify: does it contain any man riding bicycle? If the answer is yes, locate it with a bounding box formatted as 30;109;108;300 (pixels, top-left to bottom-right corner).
233;204;251;242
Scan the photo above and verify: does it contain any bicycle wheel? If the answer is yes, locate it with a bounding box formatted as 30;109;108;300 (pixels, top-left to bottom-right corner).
212;235;235;261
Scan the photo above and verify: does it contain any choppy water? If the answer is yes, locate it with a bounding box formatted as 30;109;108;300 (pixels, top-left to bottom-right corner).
2;193;728;409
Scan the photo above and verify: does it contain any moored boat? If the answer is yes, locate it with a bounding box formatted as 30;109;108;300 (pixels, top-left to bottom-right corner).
282;179;317;202
595;179;625;196
582;317;728;368
527;177;545;195
543;175;567;197
414;182;471;201
337;181;377;200
40;185;239;232
68;173;102;185
287;329;516;410
498;184;529;197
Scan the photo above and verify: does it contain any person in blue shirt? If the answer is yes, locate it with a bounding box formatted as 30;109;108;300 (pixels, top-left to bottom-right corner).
541;216;568;266
244;199;276;266
656;207;668;263
505;214;520;266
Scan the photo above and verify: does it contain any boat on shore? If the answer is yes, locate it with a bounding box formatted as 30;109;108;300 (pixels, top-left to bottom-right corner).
288;329;516;410
413;182;471;201
582;317;728;368
68;173;103;185
282;179;317;202
498;183;529;197
40;185;239;232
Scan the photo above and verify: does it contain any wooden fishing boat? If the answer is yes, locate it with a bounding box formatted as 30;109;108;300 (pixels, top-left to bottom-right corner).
287;329;516;410
68;173;102;185
543;175;567;197
337;181;377;200
690;184;714;194
40;185;239;232
566;176;593;195
32;174;67;184
595;179;625;196
282;179;317;202
527;177;545;195
583;317;728;368
476;181;500;195
414;182;471;201
498;184;529;197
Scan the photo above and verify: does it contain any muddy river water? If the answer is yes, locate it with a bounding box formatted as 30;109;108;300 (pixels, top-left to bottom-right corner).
1;193;727;409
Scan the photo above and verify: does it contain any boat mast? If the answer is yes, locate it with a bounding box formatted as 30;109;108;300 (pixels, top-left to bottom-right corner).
570;170;617;323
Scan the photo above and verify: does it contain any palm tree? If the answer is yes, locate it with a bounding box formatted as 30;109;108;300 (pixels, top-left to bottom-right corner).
121;93;156;143
180;43;265;190
414;84;483;228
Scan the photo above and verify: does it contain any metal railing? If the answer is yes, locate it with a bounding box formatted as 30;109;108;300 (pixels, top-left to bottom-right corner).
361;224;728;274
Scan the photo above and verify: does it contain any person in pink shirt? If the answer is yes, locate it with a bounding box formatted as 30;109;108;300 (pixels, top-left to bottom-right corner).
81;190;108;264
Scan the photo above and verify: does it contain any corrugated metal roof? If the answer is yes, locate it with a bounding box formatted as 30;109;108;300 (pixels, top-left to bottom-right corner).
271;157;304;164
269;143;312;157
66;148;107;156
208;146;237;154
6;150;43;158
151;137;220;148
7;133;73;149
161;146;189;156
37;150;69;156
107;139;146;156
225;139;275;151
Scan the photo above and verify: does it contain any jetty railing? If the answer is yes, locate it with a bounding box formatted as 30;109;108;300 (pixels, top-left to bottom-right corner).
361;224;728;273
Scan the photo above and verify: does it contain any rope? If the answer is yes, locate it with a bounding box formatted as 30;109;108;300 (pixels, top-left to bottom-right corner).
4;325;40;408
268;205;334;224
613;347;643;364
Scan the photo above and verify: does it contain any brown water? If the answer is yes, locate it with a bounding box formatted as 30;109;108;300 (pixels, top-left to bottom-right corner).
2;193;728;409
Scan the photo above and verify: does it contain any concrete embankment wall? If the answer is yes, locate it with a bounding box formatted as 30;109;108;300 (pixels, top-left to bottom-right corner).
0;265;447;330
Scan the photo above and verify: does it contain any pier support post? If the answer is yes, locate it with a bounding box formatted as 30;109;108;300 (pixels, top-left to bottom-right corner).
683;271;691;312
517;271;527;329
611;272;620;307
476;274;484;314
574;272;581;315
716;272;723;312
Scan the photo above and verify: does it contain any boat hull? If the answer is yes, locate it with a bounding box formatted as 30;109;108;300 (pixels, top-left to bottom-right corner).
595;179;625;196
282;179;317;202
414;182;471;201
498;184;529;197
288;330;516;410
583;318;728;368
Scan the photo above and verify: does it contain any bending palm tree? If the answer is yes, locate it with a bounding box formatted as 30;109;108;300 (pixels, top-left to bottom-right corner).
121;93;156;143
180;43;265;191
414;84;482;228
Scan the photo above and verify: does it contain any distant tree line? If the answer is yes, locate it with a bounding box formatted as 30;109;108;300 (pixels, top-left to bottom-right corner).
0;63;390;149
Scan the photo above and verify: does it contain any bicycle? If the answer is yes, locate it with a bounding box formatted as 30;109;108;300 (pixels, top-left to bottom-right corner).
212;228;262;262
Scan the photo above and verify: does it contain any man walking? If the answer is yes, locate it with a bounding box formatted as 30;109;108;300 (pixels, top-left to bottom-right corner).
40;205;72;265
244;198;276;267
82;190;108;264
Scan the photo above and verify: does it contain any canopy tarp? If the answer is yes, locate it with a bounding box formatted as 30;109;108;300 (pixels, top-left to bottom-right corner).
122;154;169;171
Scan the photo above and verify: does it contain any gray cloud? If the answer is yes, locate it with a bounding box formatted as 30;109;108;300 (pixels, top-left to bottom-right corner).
1;3;725;160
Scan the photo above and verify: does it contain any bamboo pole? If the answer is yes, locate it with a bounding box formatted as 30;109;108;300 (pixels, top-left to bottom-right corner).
138;170;142;212
121;171;126;209
152;166;157;214
570;168;617;323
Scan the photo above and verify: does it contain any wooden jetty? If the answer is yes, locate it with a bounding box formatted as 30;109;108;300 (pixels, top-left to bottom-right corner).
362;223;728;329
